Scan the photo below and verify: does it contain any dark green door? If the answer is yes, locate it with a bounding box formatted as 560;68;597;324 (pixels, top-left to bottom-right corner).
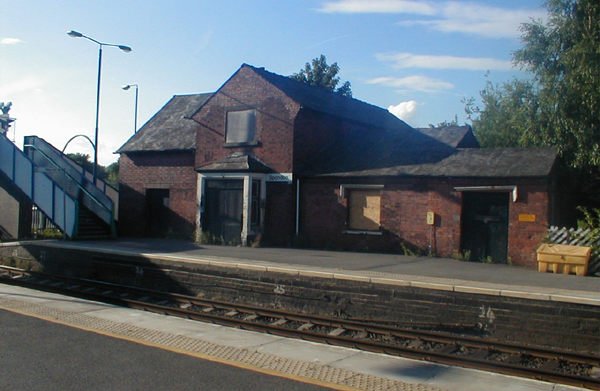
205;180;243;245
461;192;509;263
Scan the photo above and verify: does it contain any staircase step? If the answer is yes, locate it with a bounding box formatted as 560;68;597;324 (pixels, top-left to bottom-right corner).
76;205;112;240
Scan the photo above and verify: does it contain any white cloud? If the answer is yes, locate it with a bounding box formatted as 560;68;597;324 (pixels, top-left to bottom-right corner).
388;100;417;120
368;76;454;92
433;2;547;39
1;37;23;45
318;0;435;15
318;0;546;38
376;52;512;71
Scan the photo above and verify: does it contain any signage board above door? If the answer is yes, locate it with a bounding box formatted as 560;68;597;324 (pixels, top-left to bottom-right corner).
266;173;293;183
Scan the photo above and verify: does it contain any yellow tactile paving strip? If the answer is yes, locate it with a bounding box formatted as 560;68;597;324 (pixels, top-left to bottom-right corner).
0;296;445;391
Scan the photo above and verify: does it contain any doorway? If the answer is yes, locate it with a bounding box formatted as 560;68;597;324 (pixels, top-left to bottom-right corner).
461;192;509;263
204;179;243;245
145;188;170;237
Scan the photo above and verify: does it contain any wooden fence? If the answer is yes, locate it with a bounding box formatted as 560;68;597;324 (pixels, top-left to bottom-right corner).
547;226;600;275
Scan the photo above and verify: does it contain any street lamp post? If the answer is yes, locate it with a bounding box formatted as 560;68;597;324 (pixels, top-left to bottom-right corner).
122;84;139;134
67;30;131;185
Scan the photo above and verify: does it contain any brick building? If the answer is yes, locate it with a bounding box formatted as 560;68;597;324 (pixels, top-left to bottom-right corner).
117;64;559;268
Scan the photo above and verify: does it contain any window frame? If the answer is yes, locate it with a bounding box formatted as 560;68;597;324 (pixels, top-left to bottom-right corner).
224;108;258;147
340;184;384;235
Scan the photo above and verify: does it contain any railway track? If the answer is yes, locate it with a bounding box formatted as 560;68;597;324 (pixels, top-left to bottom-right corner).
1;265;599;390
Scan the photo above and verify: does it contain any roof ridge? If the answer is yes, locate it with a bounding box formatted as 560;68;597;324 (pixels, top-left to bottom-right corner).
173;92;213;98
243;63;388;110
242;63;409;131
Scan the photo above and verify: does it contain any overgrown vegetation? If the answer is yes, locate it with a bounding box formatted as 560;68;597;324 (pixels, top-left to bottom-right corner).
576;207;600;254
33;227;63;239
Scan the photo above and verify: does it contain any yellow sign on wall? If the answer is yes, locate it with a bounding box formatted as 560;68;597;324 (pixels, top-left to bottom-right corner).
426;211;435;225
518;214;536;222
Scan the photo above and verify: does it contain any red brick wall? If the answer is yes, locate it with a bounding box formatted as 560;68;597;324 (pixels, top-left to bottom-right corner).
118;152;197;237
293;110;341;171
507;181;550;267
300;177;551;268
193;66;301;173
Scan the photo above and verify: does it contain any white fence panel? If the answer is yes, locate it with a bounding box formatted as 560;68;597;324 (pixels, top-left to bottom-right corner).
547;226;600;275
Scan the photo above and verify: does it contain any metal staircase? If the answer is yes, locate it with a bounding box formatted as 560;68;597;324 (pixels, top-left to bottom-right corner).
0;133;116;239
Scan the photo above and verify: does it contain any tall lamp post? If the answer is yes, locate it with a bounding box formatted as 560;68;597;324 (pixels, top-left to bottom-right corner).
122;84;139;134
67;30;131;185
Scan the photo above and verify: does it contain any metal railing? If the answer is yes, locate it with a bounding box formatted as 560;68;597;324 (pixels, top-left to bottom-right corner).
0;133;77;237
23;140;114;233
24;136;117;216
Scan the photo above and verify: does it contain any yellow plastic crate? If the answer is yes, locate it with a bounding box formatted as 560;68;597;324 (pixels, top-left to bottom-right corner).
537;243;591;276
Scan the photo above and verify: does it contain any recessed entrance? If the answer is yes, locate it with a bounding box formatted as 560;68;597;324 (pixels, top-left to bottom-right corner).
461;192;509;263
204;179;243;245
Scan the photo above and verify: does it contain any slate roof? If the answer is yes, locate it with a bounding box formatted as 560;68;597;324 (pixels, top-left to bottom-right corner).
246;64;413;132
118;65;556;180
312;147;557;178
417;126;480;148
196;152;274;173
117;93;212;153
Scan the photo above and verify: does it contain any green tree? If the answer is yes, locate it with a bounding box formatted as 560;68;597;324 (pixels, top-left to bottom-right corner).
105;160;119;187
66;153;93;172
514;0;600;169
465;78;540;148
429;114;460;128
291;55;352;97
467;0;599;170
66;152;110;181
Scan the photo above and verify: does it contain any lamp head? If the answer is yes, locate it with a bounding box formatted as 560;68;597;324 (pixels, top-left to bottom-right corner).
118;45;132;53
67;30;83;38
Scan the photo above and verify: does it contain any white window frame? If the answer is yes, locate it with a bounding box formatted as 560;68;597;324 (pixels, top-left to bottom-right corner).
196;172;266;246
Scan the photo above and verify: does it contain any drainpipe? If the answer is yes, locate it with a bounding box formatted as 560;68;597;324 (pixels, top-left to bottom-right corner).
295;178;300;236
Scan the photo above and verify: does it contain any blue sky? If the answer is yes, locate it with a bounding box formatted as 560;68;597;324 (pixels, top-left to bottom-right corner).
1;0;546;165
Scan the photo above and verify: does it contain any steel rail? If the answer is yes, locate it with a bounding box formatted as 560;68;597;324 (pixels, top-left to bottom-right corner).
1;266;598;390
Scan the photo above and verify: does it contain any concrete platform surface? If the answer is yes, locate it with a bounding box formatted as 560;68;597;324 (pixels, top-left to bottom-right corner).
12;239;600;306
0;283;584;391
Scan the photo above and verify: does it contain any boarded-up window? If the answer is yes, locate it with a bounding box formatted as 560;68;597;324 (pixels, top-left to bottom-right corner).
226;109;256;144
348;189;381;231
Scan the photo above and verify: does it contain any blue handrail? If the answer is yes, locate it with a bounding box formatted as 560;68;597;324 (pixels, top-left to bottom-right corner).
0;133;77;237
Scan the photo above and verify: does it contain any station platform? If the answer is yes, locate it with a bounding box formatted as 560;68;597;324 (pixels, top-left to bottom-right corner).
11;238;600;306
0;282;582;391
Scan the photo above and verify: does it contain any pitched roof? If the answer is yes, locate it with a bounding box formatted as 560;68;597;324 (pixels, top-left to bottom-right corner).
244;64;411;132
244;64;465;172
117;93;212;153
417;126;480;148
196;152;274;173
313;147;557;178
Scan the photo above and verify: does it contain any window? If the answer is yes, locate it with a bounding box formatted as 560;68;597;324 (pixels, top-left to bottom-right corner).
347;189;381;231
226;109;256;145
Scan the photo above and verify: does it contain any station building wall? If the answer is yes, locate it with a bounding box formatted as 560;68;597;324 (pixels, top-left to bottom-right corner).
118;151;197;238
194;66;300;173
299;177;551;268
